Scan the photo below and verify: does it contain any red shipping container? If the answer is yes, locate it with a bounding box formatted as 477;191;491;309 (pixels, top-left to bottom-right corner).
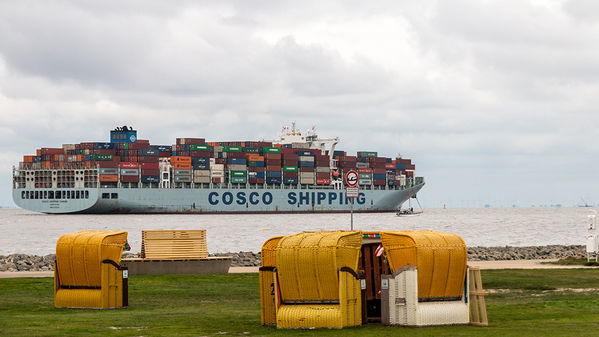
141;169;160;176
121;175;139;183
225;152;245;159
158;151;171;157
406;171;414;177
249;177;265;184
299;167;315;172
316;172;330;179
315;161;329;167
283;172;298;178
373;179;386;186
41;148;64;155
212;177;222;184
98;161;119;168
282;159;297;166
282;153;298;160
120;162;140;169
316;178;330;185
370;162;386;169
248;166;265;172
373;168;387;174
406;164;415;170
138;156;158;163
265;153;282;160
190;151;213;158
141;162;159;169
215;158;226;164
385;163;396;169
266;159;281;166
358;168;372;174
266;165;281;171
280;148;296;154
177;138;205;145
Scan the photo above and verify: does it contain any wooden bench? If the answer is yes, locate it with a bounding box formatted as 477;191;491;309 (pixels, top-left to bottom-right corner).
121;229;231;275
141;230;209;259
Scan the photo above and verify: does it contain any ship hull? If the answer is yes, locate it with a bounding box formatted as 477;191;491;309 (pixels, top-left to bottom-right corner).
12;183;424;214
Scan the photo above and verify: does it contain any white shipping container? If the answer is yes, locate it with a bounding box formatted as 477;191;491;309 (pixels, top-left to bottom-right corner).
228;164;247;171
210;163;224;170
211;171;225;177
300;172;315;178
316;167;331;173
193;176;211;183
356;162;370;168
300;178;315;184
298;156;315;162
194;169;210;177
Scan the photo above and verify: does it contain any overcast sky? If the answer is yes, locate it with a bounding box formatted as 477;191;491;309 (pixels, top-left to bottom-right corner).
1;0;598;208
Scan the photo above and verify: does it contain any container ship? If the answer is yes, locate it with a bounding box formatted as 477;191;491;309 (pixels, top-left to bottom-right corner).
12;124;424;214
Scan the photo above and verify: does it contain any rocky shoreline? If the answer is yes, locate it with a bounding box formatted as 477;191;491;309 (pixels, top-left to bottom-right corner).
0;245;587;272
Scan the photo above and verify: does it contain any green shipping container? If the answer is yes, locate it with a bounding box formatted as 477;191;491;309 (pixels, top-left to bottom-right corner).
190;144;211;151
358;173;372;179
244;147;260;153
123;143;128;150
91;154;114;161
283;166;298;172
231;176;247;184
358;151;377;157
230;170;247;177
262;147;281;154
224;146;242;152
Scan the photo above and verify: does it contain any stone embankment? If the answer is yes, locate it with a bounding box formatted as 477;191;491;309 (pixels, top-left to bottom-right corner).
0;246;587;272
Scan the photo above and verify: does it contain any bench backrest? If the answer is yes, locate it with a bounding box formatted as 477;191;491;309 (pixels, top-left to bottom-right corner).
141;230;208;259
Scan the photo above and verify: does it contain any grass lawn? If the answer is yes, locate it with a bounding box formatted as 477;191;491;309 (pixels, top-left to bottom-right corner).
1;270;599;336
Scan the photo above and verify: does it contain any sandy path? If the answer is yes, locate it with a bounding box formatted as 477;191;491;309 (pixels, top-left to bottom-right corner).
2;260;597;278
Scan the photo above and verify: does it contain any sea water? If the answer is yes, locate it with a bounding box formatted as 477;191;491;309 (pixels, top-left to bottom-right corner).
0;207;594;255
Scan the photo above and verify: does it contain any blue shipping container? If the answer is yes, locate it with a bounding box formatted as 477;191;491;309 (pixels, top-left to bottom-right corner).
266;171;282;178
296;151;314;156
138;149;158;156
141;176;160;183
266;177;282;184
249;172;265;178
373;174;386;180
192;157;210;164
227;158;247;165
192;163;209;170
93;142;114;150
283;177;299;184
396;164;406;170
298;161;315;167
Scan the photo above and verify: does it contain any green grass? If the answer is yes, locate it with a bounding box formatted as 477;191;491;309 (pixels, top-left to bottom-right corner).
1;270;599;336
544;257;599;267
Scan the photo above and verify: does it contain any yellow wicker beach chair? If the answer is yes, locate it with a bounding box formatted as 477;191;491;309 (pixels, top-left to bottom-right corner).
54;230;129;309
260;231;363;329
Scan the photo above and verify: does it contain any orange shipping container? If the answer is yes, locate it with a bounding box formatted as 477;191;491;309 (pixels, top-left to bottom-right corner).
99;174;118;182
43;161;51;168
173;163;192;169
36;149;41;156
23;155;34;163
171;156;191;163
